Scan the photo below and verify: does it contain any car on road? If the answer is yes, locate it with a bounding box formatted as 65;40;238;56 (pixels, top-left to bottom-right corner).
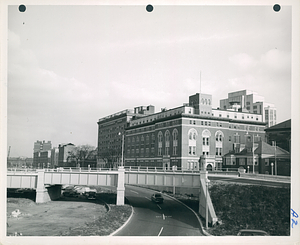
237;229;270;236
151;192;164;204
80;187;97;199
62;186;79;197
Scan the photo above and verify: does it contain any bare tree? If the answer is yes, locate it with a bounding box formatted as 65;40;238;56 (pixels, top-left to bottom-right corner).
99;147;121;169
68;145;96;168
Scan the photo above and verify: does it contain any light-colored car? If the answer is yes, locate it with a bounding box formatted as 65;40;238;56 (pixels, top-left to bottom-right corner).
237;229;270;236
76;186;97;199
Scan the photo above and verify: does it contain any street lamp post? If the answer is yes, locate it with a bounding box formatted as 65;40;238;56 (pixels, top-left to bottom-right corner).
119;132;124;167
271;162;274;175
206;178;210;229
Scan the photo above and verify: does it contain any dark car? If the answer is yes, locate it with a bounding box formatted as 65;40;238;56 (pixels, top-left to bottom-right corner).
151;193;164;204
63;186;78;197
237;229;270;236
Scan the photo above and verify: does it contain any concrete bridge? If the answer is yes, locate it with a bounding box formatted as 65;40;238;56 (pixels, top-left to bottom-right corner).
6;167;291;226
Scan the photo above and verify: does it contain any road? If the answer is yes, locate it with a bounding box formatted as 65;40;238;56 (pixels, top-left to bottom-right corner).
114;185;203;236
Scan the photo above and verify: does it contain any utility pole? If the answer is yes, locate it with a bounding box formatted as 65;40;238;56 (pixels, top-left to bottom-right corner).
274;141;277;175
7;146;11;158
252;135;255;174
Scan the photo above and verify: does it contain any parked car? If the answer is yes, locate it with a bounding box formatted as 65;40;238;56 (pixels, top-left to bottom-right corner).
237;229;270;236
63;186;78;197
151;192;164;204
80;187;97;199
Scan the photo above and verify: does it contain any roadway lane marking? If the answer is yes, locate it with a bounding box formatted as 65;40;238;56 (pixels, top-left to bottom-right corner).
145;197;151;200
158;227;164;236
156;215;172;219
157;204;162;209
130;190;139;194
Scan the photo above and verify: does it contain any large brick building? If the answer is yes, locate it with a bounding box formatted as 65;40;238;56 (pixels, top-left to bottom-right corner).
97;106;155;168
97;92;267;170
33;140;52;168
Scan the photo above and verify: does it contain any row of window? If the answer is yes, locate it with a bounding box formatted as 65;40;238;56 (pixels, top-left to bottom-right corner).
187;119;263;131
224;157;258;166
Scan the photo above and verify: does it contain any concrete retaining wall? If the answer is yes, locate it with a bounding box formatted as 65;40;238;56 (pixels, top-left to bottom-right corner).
46;185;62;201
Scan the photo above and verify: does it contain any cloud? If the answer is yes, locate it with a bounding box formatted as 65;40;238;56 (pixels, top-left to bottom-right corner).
7;30;109;156
229;49;291;76
228;53;257;71
259;49;291;74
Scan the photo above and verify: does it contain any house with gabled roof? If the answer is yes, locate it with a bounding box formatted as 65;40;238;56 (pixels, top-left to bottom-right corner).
223;140;290;176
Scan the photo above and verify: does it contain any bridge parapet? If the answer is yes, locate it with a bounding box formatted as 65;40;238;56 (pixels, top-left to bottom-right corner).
7;172;38;189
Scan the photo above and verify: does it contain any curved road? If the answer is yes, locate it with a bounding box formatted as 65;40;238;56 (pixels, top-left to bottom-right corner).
114;185;203;236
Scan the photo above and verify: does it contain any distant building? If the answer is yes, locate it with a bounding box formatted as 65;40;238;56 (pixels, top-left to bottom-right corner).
33;140;52;153
51;147;59;168
265;119;291;153
220;90;276;127
58;143;76;167
97;106;154;168
33;140;52;168
7;157;33;169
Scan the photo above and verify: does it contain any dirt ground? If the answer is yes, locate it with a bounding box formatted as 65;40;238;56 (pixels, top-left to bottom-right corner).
7;198;107;236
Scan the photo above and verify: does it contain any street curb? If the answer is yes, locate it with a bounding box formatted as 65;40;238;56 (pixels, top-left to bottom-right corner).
109;204;134;236
162;192;212;236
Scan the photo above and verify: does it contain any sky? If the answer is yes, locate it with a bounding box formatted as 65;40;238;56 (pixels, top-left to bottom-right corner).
6;4;292;158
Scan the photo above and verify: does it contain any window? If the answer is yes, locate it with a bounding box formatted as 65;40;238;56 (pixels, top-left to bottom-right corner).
234;133;240;143
202;137;209;145
188;128;198;155
239;158;245;165
165;130;170;156
158;131;163;156
202;129;211;155
172;129;178;155
216;148;222;156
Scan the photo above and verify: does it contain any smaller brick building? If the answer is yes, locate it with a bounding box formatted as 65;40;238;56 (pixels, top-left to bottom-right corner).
265;119;291;153
223;140;290;176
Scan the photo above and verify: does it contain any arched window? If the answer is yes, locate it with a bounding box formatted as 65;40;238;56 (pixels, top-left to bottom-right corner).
215;131;224;156
165;130;170;155
158;131;163;156
202;129;211;155
172;129;178;155
188;128;198;156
